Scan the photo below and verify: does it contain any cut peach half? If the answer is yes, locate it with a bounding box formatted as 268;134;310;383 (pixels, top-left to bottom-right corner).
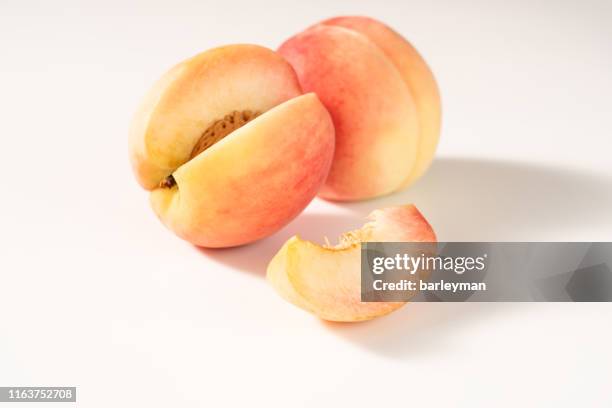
129;45;335;247
267;205;437;322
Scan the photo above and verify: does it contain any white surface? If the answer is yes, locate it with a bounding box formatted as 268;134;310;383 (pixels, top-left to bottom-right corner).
1;0;612;407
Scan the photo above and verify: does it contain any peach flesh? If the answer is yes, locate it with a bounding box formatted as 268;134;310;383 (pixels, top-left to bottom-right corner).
129;44;305;191
190;110;261;160
129;45;335;247
149;93;335;248
267;205;437;322
158;110;261;189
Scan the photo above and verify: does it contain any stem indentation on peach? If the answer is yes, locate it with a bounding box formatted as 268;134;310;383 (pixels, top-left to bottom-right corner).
159;174;177;189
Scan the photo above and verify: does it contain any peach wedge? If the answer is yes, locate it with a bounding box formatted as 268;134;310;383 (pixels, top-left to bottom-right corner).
129;45;335;247
279;17;441;201
267;205;437;322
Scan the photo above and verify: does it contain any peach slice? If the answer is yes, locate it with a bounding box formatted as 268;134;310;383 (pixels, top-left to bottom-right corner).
267;205;437;322
279;17;441;200
129;45;335;247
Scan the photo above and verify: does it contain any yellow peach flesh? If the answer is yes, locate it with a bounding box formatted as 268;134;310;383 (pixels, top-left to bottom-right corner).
129;44;304;190
151;93;334;248
267;205;437;322
129;45;335;247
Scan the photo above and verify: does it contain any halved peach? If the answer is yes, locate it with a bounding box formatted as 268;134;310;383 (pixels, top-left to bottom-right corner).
129;45;335;247
267;205;437;322
279;17;441;200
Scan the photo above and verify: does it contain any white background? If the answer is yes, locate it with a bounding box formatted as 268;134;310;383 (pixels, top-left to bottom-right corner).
1;0;612;407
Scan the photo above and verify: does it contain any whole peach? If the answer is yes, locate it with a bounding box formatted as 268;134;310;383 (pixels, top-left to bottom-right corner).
279;17;441;201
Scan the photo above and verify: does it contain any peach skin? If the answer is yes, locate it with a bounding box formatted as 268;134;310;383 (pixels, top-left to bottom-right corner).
279;17;441;200
129;45;335;247
267;205;437;322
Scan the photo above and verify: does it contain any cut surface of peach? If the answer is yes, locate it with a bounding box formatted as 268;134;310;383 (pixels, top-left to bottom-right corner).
267;205;437;322
129;44;335;247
